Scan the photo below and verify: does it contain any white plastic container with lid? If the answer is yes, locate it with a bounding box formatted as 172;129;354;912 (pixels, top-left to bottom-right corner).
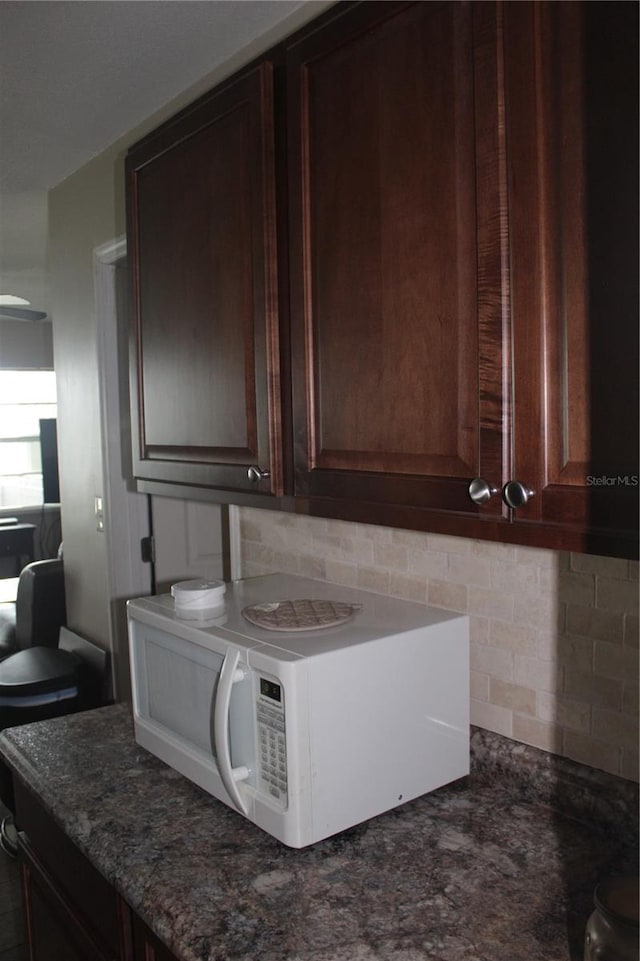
170;579;226;619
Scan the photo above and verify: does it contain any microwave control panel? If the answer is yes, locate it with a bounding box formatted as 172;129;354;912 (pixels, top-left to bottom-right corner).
256;677;287;806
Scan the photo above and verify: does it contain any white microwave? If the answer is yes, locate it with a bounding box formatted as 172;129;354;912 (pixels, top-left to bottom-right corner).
127;574;469;848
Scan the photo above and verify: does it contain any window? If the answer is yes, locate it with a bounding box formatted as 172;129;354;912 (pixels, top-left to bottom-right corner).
0;371;57;507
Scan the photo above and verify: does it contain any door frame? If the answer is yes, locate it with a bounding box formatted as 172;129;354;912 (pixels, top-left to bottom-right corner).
94;236;151;700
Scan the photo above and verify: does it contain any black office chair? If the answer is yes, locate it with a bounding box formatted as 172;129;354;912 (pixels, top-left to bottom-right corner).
0;561;109;855
0;558;67;662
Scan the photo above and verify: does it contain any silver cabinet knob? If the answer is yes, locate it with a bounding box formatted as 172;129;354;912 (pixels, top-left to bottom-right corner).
502;480;534;509
468;478;499;505
247;465;270;483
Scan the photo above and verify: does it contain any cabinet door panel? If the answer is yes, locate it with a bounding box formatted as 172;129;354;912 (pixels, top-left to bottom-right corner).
21;843;118;961
288;1;509;516
506;1;638;553
127;63;283;496
137;112;254;454
132;915;179;961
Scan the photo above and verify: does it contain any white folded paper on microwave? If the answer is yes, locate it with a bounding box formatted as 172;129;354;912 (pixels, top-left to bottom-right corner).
171;579;226;619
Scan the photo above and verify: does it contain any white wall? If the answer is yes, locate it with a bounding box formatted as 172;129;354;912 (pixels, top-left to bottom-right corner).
0;318;53;370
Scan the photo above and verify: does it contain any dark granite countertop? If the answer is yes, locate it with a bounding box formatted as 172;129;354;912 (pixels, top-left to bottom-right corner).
0;704;637;961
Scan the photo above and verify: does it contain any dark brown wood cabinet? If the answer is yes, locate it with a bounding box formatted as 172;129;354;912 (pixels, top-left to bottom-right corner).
126;60;285;498
287;0;508;522
504;0;638;556
286;0;638;557
126;0;638;559
20;838;123;961
132;916;179;961
15;778;180;961
16;780;133;961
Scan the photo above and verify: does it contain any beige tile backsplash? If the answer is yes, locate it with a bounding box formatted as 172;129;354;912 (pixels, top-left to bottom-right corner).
238;508;639;782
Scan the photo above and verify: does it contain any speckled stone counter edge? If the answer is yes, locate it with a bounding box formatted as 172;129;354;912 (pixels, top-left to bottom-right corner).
470;725;639;841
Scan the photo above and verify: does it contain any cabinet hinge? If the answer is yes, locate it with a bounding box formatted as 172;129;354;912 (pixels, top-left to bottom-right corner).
140;535;155;565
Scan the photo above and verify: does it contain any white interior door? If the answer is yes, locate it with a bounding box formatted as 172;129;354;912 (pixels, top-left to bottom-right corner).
151;497;226;594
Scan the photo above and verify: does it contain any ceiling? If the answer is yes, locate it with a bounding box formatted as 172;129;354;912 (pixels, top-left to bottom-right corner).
0;0;318;319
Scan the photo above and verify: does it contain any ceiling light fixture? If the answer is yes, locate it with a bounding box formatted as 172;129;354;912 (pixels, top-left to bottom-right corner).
0;306;48;322
0;294;31;306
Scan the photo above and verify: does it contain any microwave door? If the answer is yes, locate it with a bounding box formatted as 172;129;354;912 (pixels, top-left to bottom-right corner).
211;648;250;815
130;620;254;814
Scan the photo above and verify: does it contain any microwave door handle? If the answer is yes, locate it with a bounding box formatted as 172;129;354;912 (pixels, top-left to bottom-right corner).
212;648;250;816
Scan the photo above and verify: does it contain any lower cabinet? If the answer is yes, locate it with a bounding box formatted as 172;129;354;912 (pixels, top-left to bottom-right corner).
20;837;125;961
15;780;179;961
132;917;180;961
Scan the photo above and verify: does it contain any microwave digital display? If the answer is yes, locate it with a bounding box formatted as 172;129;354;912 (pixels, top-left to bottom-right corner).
260;678;281;703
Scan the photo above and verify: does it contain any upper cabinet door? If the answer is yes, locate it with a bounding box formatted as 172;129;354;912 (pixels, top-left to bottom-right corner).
287;1;510;522
126;63;283;497
505;1;638;556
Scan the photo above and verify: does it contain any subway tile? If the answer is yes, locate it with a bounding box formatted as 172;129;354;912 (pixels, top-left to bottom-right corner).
242;541;293;574
563;731;621;778
406;548;448;580
470;643;513;681
238;510;637;782
512;716;563;754
373;542;409;571
447;553;492;587
513;592;560;633
470;671;490;702
563;668;622;710
469;615;489;645
622;679;639;717
370;525;395;548
353;537;378;565
570;554;630;578
489;619;539;655
356;566;390;594
592;708;639;751
468;587;513;621
593;640;639;682
239;515;264;542
388;571;428;603
514;655;563;694
596;576;639;613
558;571;596;607
491;559;539;594
565;605;624;644
536;629;561;661
514;546;561;569
325;560;359;588
555;634;594;671
309;532;349;560
470;699;513;737
391;529;429;551
538;568;558;594
471;540;516;560
428;580;468;613
354;521;384;543
624;613;639;649
427;532;472;554
489;677;536;716
297;554;327;579
537;691;591;733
